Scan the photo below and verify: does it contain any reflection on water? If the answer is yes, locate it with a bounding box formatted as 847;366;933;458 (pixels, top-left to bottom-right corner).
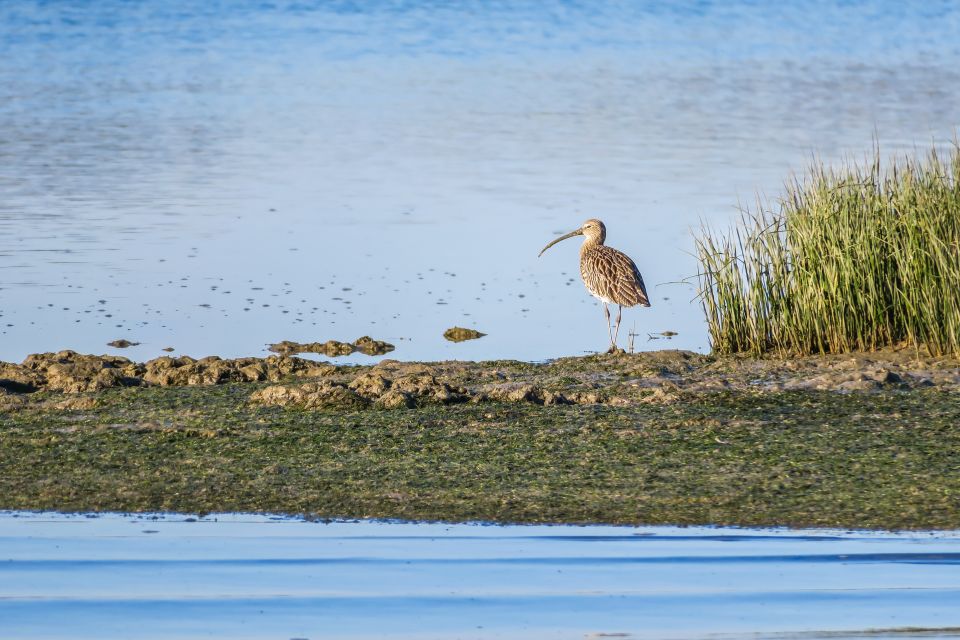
2;512;960;639
2;1;959;362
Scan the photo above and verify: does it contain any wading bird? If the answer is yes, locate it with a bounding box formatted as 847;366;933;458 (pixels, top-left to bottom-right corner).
539;219;650;353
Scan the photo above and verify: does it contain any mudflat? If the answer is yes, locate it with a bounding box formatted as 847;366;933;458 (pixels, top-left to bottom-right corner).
2;347;959;529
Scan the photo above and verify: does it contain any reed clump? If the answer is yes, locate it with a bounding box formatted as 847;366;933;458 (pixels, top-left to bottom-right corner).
696;144;960;356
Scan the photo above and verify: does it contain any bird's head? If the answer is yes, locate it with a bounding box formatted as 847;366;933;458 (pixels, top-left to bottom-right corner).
538;218;606;257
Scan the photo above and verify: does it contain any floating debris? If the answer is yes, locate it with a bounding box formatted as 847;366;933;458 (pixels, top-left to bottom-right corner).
268;336;394;357
107;339;140;348
648;331;678;340
443;327;486;342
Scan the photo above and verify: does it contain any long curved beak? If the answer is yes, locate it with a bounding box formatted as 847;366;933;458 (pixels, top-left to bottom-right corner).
538;229;583;257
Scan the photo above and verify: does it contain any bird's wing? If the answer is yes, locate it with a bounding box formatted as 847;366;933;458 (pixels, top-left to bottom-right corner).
599;246;651;307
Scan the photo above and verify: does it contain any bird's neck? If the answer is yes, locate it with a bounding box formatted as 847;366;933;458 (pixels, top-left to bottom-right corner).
580;237;603;253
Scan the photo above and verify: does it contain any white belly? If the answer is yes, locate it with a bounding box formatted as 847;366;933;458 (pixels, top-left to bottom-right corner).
587;287;616;305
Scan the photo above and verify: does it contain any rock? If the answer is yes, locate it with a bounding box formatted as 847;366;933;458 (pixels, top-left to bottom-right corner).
871;369;904;385
489;383;541;403
485;383;572;405
267;337;394;357
193;359;236;385
568;391;603;404
250;381;370;410
0;363;42;393
349;372;392;397
542;390;572;405
0;351;336;393
268;340;355;357
392;374;469;405
506;384;542;403
248;384;306;406
353;336;395;356
142;356;183;385
375;390;416;409
266;340;303;355
374;361;433;376
46;366;134;393
19;351;143;393
238;362;268;382
107;339;140;348
443;327;486;342
783;368;907;393
261;355;335;381
1;345;955;402
141;355;334;386
143;356;234;386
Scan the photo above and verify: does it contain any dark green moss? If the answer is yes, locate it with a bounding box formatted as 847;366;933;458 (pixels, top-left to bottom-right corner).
2;384;959;529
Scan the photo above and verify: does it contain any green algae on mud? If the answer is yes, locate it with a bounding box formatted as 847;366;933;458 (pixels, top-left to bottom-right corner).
2;368;960;529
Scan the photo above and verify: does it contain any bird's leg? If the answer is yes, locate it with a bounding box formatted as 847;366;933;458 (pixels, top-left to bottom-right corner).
606;306;624;354
603;303;614;351
612;305;623;348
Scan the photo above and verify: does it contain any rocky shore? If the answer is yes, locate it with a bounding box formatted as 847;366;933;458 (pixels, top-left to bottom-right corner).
2;346;958;411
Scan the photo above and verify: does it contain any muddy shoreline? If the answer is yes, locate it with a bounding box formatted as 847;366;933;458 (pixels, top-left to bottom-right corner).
2;346;958;408
2;348;959;529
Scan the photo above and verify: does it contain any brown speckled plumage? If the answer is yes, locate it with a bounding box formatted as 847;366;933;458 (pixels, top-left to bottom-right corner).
580;243;650;307
539;218;650;352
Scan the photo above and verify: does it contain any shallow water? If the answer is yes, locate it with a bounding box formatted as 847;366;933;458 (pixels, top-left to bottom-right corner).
2;1;960;362
2;512;960;639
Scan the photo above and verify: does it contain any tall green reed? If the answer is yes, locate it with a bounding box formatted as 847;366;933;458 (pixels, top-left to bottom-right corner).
696;144;960;356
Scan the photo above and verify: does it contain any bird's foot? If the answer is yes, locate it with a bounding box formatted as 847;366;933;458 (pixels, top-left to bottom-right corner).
605;345;626;355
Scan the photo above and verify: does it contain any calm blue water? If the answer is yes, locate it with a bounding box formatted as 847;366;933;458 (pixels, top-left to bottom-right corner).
3;512;960;640
2;1;959;362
